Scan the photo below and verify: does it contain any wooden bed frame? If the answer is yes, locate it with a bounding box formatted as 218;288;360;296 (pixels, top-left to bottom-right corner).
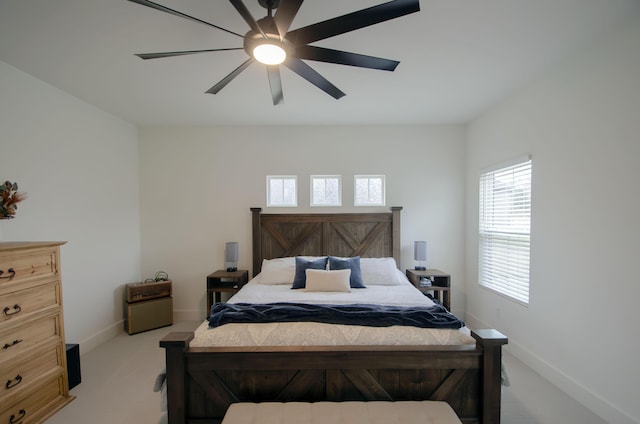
160;207;507;424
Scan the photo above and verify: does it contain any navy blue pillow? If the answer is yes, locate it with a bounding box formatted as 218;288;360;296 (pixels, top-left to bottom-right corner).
328;256;366;288
292;257;328;289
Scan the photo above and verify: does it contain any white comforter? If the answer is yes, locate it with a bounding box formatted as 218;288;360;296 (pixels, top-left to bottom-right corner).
229;278;435;307
190;278;475;347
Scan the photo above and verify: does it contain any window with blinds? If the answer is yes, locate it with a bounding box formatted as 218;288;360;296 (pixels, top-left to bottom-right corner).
479;158;532;304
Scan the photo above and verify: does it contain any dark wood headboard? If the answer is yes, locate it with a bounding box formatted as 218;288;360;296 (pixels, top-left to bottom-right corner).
251;207;402;277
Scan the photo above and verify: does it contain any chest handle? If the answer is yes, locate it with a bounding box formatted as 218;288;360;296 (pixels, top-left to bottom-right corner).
5;374;23;389
2;339;23;350
9;409;26;424
3;304;22;316
0;268;16;280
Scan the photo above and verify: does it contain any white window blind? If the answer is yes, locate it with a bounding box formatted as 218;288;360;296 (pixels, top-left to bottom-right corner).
479;158;532;304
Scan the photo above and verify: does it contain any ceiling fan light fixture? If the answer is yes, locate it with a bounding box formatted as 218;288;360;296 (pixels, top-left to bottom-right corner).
253;43;286;65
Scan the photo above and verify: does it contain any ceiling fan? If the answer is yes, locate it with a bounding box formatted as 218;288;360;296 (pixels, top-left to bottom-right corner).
128;0;420;105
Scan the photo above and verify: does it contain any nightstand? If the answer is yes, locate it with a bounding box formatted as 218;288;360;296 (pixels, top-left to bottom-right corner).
206;269;249;314
406;269;451;310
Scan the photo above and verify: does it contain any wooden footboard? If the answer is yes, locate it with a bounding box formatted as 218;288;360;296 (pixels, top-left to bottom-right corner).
160;330;507;424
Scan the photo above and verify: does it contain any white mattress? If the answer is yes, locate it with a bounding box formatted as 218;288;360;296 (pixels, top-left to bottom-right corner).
190;278;475;347
221;401;463;424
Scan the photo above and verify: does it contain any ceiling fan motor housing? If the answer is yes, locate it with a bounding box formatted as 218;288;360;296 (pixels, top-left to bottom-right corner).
243;16;294;60
258;0;279;10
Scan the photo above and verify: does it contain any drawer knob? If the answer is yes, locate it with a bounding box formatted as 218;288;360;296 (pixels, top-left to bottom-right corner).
0;268;16;280
2;339;23;350
5;374;22;389
9;409;26;424
2;304;22;316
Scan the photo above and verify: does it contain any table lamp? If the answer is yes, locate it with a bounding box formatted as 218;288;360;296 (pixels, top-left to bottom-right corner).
414;241;427;270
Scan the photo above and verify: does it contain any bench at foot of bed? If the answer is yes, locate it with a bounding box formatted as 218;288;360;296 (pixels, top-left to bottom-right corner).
221;401;463;424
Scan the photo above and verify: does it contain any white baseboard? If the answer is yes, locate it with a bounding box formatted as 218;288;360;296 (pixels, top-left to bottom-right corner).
75;310;204;355
78;320;125;354
466;313;639;424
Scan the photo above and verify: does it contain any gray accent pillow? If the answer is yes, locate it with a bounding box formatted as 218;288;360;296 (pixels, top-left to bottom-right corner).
291;256;328;289
328;256;366;288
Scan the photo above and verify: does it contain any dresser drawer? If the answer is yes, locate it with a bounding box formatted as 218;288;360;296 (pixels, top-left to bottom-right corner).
0;242;71;422
0;283;59;324
0;376;64;424
0;246;58;290
0;343;60;401
0;314;60;363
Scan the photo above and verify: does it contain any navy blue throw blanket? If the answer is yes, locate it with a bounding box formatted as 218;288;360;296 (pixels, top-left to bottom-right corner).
208;302;464;329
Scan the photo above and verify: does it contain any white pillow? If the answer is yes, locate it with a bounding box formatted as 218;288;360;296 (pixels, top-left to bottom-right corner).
255;256;329;284
255;257;295;284
360;257;406;285
304;269;352;292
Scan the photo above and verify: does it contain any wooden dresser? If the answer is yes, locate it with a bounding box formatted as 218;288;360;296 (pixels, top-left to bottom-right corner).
0;242;74;423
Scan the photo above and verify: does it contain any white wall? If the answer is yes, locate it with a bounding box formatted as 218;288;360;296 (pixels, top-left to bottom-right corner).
0;60;141;352
464;16;640;424
138;125;467;320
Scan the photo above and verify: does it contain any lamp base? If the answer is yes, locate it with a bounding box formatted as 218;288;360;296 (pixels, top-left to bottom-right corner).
414;266;426;271
226;267;238;272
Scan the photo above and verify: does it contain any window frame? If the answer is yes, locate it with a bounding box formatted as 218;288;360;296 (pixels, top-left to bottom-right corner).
310;175;342;207
354;175;386;207
478;157;532;305
266;175;298;207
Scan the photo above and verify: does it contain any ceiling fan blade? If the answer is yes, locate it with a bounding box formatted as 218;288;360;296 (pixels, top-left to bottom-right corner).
286;0;420;45
266;65;284;105
229;0;266;37
135;48;244;60
127;0;243;38
273;0;304;39
206;58;255;94
284;57;345;99
295;46;399;71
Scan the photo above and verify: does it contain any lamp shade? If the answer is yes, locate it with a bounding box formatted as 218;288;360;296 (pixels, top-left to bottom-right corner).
414;241;427;262
225;242;239;263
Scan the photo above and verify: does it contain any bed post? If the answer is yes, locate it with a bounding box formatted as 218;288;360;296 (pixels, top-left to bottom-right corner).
390;206;402;267
472;329;508;424
160;332;194;424
251;208;262;278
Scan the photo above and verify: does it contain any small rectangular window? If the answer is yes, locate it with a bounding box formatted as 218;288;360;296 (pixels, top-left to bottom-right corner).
479;157;532;304
311;175;341;206
354;175;385;206
267;175;297;207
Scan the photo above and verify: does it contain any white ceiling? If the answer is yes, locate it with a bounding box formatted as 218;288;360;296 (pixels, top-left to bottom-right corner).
1;0;638;126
